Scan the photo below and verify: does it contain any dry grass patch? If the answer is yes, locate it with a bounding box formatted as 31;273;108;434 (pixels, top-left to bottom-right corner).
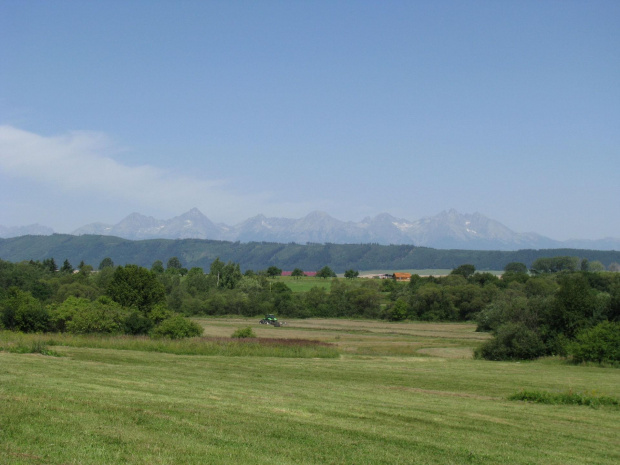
194;317;488;358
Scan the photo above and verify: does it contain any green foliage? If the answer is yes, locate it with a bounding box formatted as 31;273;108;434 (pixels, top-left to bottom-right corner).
1;338;61;356
2;254;620;362
60;259;74;273
184;267;210;297
504;262;528;274
231;326;256;338
344;269;359;279
43;257;57;272
475;322;546;360
265;265;282;277
151;260;165;274
317;265;336;279
107;264;166;314
3;234;620;273
98;257;114;270
124;310;155;335
0;288;49;332
409;283;458;321
551;273;602;338
509;389;619;407
531;256;579;274
151;315;203;339
291;268;304;279
568;321;620;364
450;264;476;278
210;258;242;289
166;256;183;270
1;329;339;358
385;298;408;321
65;297;127;334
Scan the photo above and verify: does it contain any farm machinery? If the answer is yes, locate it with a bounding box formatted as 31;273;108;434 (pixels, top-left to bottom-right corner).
259;314;285;327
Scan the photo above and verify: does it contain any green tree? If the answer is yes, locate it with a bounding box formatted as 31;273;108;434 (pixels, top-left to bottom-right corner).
531;256;579;274
66;296;128;334
291;268;304;279
266;266;282;278
569;321;620;364
589;261;606;272
151;260;165;274
184;267;209;297
475;322;546;361
0;288;49;332
60;259;74;274
106;265;166;315
317;266;336;279
98;257;114;270
504;262;528;274
43;258;57;272
450;264;476;278
550;273;600;338
387;299;408;321
344;269;359;279
167;257;183;271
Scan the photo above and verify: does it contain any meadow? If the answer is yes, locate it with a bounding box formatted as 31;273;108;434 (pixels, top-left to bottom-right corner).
1;319;618;465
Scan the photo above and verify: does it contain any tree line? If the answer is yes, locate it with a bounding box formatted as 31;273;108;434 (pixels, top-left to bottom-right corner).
2;234;620;272
1;255;618;363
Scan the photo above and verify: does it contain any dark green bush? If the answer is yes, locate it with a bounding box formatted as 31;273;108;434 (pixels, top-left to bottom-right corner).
475;322;546;360
1;288;49;333
509;389;619;407
231;327;256;338
150;315;203;339
124;311;154;335
568;321;620;364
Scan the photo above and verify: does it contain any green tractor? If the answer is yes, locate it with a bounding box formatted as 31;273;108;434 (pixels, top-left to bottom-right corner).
259;314;283;327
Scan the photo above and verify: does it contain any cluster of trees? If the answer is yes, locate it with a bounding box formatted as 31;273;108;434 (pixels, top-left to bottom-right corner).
1;254;618;363
0;257;376;338
381;259;619;363
0;259;202;338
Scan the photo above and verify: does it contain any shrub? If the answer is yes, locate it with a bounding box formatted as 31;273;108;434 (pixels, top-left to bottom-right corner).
1;288;50;333
475;322;546;360
151;315;203;339
231;327;256;338
509;389;619;408
124;311;154;335
568;321;620;364
66;297;127;334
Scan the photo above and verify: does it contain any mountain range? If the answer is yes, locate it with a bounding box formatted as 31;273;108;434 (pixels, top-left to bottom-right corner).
1;208;619;251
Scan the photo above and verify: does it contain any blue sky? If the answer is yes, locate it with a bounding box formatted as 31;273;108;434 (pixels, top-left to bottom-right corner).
1;1;618;240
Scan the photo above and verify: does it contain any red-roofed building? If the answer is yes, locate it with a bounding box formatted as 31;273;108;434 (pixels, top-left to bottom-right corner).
392;272;412;282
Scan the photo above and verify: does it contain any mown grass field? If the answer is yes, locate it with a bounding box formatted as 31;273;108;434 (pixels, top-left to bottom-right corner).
1;319;619;465
274;276;333;292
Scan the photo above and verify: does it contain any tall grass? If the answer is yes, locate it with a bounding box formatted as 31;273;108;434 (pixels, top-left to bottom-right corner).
0;330;339;358
509;389;619;408
0;333;62;356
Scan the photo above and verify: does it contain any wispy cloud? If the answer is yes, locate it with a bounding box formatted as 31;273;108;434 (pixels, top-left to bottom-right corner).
0;125;275;224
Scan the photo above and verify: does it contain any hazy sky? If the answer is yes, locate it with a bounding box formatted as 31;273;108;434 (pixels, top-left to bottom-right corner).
1;1;618;240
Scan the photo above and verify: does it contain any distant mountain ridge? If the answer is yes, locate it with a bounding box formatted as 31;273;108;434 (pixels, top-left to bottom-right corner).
2;208;619;251
0;224;54;238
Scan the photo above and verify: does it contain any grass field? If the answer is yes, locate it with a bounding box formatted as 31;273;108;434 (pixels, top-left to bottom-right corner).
1;319;619;465
274;276;333;292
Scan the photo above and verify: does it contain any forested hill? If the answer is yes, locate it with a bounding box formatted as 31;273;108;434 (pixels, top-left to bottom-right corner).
1;234;619;272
